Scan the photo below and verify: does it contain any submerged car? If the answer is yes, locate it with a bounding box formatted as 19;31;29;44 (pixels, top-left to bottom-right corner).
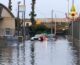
30;34;42;41
47;34;56;41
30;34;48;41
39;35;48;41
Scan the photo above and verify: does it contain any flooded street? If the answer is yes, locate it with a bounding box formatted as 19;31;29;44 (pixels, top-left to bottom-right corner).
0;37;78;65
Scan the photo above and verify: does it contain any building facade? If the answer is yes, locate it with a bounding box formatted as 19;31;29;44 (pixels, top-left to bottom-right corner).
36;18;70;32
0;3;15;37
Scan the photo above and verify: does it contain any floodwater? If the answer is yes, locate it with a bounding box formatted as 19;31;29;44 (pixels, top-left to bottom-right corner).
0;37;78;65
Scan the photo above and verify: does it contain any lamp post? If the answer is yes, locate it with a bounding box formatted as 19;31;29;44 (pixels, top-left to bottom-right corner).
17;1;21;36
23;0;26;40
71;17;74;45
17;2;21;65
69;13;77;46
67;0;69;14
17;1;21;18
51;10;53;34
19;0;26;40
20;3;26;65
55;14;56;35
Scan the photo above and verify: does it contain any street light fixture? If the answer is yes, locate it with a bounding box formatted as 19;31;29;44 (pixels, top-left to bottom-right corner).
18;0;26;40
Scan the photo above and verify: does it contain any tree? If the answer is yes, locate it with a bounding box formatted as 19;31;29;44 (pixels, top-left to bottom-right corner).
29;0;36;26
8;0;12;11
29;24;50;37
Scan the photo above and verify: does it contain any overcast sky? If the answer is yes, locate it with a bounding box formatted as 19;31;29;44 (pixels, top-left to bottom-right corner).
0;0;79;18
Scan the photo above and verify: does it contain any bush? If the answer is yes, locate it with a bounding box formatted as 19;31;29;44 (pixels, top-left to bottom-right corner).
29;24;49;36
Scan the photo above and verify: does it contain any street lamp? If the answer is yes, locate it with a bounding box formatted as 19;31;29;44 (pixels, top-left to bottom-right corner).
17;2;21;65
55;14;56;35
17;1;21;36
71;16;74;45
23;0;26;40
51;10;53;34
18;1;26;40
18;1;21;18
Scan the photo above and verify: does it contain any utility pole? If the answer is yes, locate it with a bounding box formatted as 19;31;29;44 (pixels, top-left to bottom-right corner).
72;18;74;45
23;0;26;40
51;10;53;34
23;1;26;65
71;0;75;45
17;2;21;65
30;0;36;26
67;0;69;14
67;0;70;36
17;1;21;36
54;14;56;35
8;0;12;11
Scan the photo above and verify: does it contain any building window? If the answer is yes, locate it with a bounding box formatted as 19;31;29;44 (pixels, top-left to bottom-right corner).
6;28;11;35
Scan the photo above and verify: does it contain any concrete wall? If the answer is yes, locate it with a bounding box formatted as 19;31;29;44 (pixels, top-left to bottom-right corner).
73;21;80;40
69;21;80;42
71;20;80;65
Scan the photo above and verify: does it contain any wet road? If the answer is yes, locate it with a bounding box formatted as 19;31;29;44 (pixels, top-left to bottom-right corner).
0;37;78;65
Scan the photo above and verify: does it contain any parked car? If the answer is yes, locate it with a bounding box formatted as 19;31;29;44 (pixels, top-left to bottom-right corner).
30;34;42;41
47;34;55;37
30;34;48;41
39;35;48;41
47;34;56;41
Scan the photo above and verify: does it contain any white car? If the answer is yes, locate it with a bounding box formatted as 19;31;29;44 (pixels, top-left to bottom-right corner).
48;34;55;37
47;34;56;41
30;34;41;41
30;37;38;41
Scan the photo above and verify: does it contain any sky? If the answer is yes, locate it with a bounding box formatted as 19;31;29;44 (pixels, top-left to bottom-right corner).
0;0;79;18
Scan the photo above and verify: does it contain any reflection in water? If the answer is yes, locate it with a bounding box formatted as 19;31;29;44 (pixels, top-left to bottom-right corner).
0;47;12;65
17;42;19;65
22;41;26;65
35;39;77;65
16;41;26;65
30;41;35;65
41;41;48;48
0;39;78;65
54;39;77;65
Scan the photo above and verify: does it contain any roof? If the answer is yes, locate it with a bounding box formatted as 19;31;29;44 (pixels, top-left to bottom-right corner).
0;3;15;18
36;18;69;23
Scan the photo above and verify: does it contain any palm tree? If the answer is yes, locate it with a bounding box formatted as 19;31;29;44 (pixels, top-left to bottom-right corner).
8;0;12;11
30;0;36;26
